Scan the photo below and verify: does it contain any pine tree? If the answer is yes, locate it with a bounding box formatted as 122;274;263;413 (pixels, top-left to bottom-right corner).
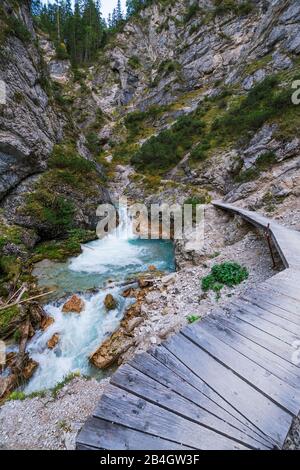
116;0;123;21
31;0;106;65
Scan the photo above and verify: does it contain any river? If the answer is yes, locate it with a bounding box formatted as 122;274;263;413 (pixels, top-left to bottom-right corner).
24;205;175;393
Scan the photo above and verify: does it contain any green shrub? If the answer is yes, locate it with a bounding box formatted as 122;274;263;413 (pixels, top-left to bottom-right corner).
7;16;32;43
187;315;201;324
202;262;249;292
184;3;201;22
190;140;211;161
26;190;75;237
158;59;181;76
49;145;95;173
213;0;253;17
85;132;101;156
55;42;69;60
131;115;205;173
128;55;140;69
124;105;168;139
235;151;277;182
8;391;26;401
33;228;95;262
212;76;292;141
212;262;249;286
255;151;277;171
0;305;20;331
184;194;211;207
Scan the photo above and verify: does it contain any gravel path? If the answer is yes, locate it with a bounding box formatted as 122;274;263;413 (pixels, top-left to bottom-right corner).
0;377;109;450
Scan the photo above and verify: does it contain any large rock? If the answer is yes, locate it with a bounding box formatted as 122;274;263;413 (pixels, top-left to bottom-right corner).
104;294;117;311
0;3;63;201
23;359;38;381
47;333;59;350
62;295;85;314
41;315;55;331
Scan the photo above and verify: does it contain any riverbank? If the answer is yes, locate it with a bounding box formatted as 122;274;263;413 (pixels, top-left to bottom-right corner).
0;377;109;450
0;203;284;449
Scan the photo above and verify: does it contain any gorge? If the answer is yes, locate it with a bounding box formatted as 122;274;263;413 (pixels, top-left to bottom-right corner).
0;0;300;451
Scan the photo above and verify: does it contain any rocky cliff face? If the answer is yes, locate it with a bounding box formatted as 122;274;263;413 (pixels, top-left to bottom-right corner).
0;0;63;200
1;0;299;255
71;0;299;233
0;1;110;260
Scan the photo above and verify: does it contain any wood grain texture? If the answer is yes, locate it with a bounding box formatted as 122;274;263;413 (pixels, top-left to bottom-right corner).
76;203;300;451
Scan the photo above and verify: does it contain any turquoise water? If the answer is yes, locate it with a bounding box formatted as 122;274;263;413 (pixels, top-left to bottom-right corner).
24;208;174;393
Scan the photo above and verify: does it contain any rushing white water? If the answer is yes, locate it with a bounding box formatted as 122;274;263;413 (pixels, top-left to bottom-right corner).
24;205;174;393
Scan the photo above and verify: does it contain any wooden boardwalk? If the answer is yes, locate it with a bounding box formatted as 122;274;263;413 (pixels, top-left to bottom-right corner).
76;202;300;450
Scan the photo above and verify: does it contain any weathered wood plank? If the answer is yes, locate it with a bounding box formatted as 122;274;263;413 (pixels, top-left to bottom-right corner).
227;303;299;346
212;202;300;270
163;333;293;446
130;350;272;446
231;298;300;335
182;323;300;415
112;363;271;449
93;385;249;450
242;288;300;324
264;278;300;302
148;345;271;444
200;315;300;388
209;311;297;366
76;443;101;450
77;416;193;450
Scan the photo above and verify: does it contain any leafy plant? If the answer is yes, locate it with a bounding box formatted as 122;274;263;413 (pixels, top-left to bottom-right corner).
187;315;201;324
202;262;249;294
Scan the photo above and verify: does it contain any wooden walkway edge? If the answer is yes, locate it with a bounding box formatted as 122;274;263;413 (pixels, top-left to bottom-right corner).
76;202;300;450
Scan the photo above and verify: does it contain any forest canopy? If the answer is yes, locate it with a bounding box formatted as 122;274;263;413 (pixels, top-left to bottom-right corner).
30;1;160;65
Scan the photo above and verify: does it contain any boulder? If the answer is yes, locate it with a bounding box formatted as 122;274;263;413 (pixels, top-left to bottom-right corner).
104;294;117;311
23;359;38;381
62;295;85;314
41;315;55;331
126;317;144;333
148;265;157;271
138;278;154;288
47;333;59;350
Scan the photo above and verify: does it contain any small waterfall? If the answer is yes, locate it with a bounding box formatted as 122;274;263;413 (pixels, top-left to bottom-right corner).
24;204;175;393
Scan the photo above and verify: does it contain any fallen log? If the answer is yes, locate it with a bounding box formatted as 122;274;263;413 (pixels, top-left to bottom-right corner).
0;289;55;312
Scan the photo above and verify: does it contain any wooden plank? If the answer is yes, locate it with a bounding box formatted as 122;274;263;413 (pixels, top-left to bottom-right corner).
231;298;300;335
76;443;100;450
209;311;297;366
112;363;271;449
212;202;300;270
93;384;249;450
264;278;300;302
200;316;300;388
130;350;272;446
228;303;299;346
242;288;300;324
148;345;271;444
182;323;300;415
163;333;293;446
77;416;193;450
